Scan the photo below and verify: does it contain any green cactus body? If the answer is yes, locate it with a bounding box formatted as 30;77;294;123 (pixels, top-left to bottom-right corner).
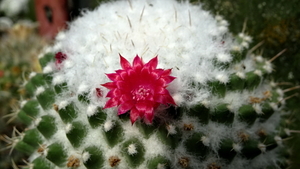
9;0;294;168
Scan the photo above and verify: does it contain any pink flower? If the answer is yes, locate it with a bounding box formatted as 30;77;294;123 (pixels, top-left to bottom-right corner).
55;52;67;68
102;55;176;124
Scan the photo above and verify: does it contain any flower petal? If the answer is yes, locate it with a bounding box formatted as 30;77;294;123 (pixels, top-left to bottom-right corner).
106;89;121;98
101;82;116;89
154;94;176;105
118;101;134;115
135;102;147;117
144;106;154;124
161;75;176;84
116;69;128;80
104;98;119;108
161;69;172;77
130;107;140;124
116;81;129;91
144;56;158;70
106;73;121;81
120;94;132;103
132;55;143;70
120;54;131;69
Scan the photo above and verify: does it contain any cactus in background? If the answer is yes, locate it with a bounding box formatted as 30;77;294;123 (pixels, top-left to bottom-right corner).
0;21;46;169
5;0;296;168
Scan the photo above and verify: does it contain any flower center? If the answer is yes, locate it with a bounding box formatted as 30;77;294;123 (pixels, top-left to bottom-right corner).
131;85;151;101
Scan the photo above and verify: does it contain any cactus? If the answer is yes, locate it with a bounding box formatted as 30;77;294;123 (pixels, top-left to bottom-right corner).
0;21;46;169
5;0;296;168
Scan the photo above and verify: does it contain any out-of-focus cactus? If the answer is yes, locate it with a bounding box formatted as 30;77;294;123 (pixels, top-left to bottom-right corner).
0;20;46;169
4;0;297;168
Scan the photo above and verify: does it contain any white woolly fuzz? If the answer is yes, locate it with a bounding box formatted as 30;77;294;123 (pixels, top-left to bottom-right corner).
241;41;249;48
201;136;210;147
78;83;89;94
276;88;284;96
64;60;74;69
81;151;90;163
263;62;273;73
269;102;278;111
254;70;262;77
55;31;66;41
215;73;229;83
20;100;27;108
253;104;263;115
172;93;184;105
52;42;63;52
232;143;242;153
215;15;224;21
86;105;98;117
231;45;242;52
65;123;72;134
29;72;37;79
238;33;246;39
166;124;177;135
284;128;291;136
274;136;283;146
157;163;167;169
58;100;69;110
255;55;264;62
42;64;53;74
236;71;246;79
216;53;232;63
103;120;115;132
127;143;138;155
244;35;252;42
218;26;228;33
35;86;45;96
52;75;65;85
34;117;42;126
258;143;266;153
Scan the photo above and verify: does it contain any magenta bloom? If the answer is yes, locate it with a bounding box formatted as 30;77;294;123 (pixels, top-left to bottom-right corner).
102;55;176;124
55;52;67;68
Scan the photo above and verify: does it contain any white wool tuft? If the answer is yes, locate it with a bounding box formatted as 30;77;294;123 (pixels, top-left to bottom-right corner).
217;53;232;63
215;73;229;83
65;123;72;134
254;70;262;77
235;72;245;79
43;64;54;74
166;124;177;135
29;72;37;79
253;104;263;115
258;143;266;153
81;152;90;163
86;104;98;117
232;143;242;153
201;136;210;147
103;120;115;132
127;143;138;155
20;100;27;108
274;136;283;146
78;83;89;94
35;86;45;96
58;100;69;110
52;75;65;85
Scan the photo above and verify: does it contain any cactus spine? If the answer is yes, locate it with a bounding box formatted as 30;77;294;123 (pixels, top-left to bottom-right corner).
5;0;294;168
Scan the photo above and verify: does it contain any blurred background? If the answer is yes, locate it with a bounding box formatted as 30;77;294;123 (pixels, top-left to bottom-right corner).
0;0;299;168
